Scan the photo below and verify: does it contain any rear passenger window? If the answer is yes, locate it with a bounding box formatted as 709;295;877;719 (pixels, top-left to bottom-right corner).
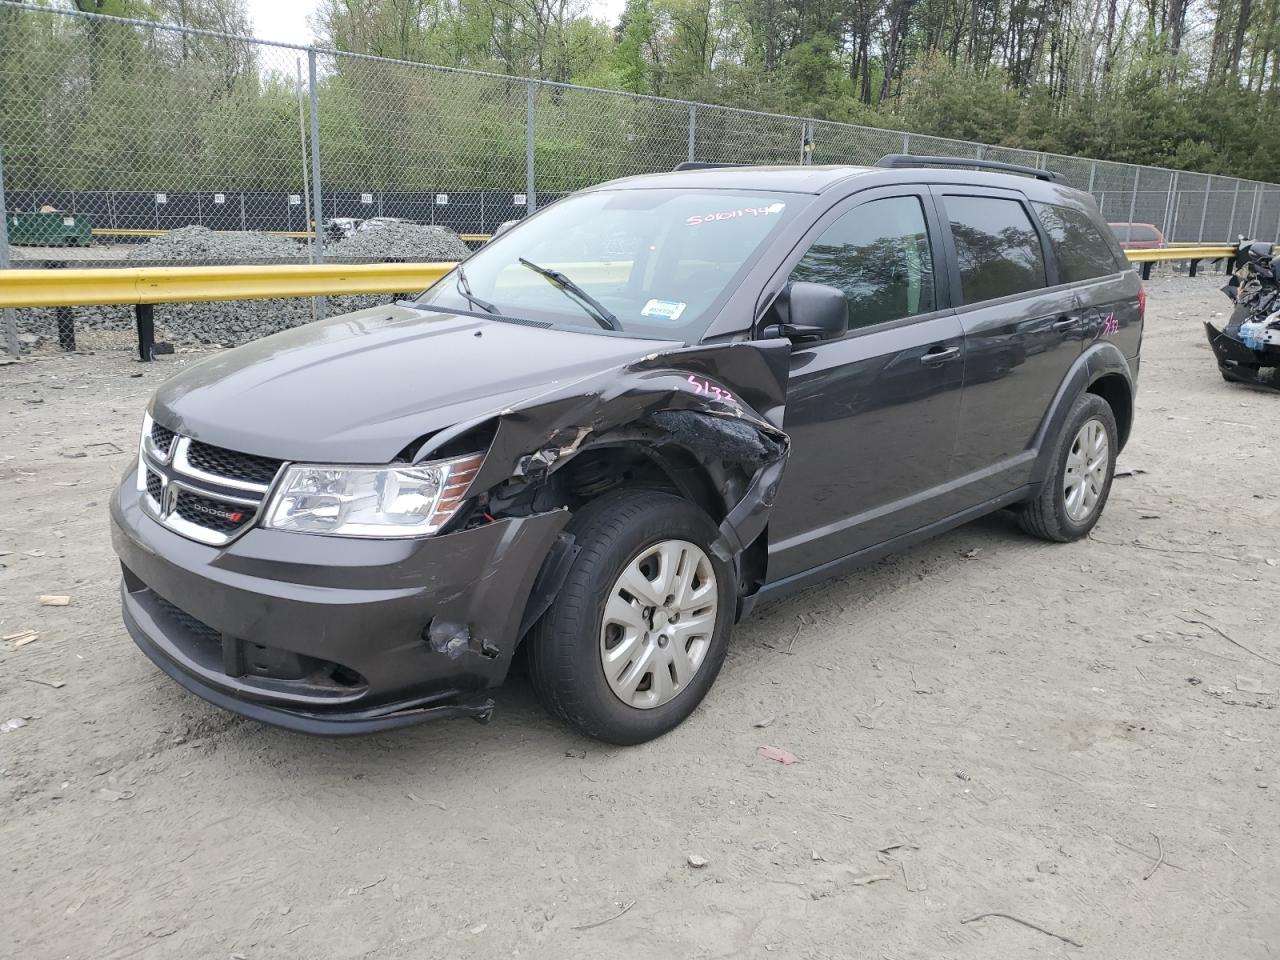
789;196;935;331
944;196;1046;303
1034;202;1124;282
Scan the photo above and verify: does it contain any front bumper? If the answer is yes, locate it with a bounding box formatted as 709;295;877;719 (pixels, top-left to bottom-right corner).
111;466;568;735
1205;321;1280;391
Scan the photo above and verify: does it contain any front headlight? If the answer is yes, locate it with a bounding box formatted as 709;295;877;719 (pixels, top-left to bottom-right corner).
263;452;484;538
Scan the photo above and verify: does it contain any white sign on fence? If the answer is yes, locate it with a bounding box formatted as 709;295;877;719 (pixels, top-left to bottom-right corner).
361;193;373;205
155;193;167;204
288;194;301;205
513;193;527;206
435;193;448;205
213;193;225;204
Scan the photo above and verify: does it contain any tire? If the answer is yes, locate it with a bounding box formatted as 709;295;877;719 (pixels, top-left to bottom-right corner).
1017;392;1118;542
526;488;735;745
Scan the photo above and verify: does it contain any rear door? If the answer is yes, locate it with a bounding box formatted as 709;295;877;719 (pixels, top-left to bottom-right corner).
763;188;966;582
934;189;1082;501
1031;199;1142;361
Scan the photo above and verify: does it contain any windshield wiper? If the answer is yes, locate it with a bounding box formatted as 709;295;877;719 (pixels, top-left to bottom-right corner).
455;264;498;314
517;258;620;331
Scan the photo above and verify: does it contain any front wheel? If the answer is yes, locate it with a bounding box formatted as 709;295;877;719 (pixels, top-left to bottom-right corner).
526;489;735;745
1017;392;1118;542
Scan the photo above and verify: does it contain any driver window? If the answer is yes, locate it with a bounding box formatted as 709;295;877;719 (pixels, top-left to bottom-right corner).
789;196;936;331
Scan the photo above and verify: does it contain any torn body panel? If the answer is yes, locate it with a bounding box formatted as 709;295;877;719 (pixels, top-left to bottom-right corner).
416;339;794;607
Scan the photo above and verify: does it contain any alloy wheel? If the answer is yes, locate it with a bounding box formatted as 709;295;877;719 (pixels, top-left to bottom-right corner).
1063;418;1109;522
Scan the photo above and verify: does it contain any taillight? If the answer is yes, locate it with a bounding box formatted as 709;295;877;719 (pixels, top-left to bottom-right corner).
1137;286;1147;320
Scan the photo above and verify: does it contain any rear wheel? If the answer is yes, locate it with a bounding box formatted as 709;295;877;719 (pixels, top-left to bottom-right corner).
1017;393;1118;542
526;489;734;745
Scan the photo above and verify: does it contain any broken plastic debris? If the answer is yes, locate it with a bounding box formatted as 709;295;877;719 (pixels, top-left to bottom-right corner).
1;718;28;733
687;854;709;868
39;595;70;606
5;629;38;647
756;745;799;765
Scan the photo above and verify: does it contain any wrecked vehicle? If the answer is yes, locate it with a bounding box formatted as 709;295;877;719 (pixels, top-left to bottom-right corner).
1207;239;1280;390
111;156;1143;744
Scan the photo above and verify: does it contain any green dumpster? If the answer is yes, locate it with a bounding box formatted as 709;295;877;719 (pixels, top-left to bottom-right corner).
7;211;93;247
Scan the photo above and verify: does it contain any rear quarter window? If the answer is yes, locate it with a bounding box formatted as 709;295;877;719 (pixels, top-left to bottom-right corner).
1035;202;1128;282
944;195;1047;303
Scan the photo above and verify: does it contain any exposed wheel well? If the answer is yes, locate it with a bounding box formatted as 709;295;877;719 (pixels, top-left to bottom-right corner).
1087;374;1133;450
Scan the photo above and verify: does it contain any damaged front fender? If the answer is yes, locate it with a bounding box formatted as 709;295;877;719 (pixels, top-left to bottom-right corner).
417;338;795;592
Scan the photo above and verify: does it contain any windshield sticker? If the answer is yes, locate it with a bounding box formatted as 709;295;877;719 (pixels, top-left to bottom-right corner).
686;201;785;226
641;298;687;321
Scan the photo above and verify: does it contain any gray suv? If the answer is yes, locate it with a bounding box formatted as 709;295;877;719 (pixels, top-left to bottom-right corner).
111;156;1143;744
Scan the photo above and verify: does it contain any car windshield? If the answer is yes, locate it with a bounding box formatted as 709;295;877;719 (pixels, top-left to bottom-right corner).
417;188;805;340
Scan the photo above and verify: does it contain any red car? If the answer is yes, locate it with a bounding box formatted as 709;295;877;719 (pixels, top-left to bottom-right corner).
1109;222;1166;250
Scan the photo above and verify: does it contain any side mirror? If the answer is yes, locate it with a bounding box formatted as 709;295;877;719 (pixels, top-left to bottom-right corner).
782;282;847;342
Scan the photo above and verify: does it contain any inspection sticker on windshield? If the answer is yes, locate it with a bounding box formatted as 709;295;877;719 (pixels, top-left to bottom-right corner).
641;298;687;321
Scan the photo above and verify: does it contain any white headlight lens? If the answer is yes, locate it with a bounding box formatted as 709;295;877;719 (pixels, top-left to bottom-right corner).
264;452;484;538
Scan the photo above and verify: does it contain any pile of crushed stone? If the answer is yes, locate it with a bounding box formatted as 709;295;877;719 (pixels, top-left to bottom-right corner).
331;221;469;262
126;225;306;263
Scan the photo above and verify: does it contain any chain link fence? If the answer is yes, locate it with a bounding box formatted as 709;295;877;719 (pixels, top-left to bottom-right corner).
3;0;1280;350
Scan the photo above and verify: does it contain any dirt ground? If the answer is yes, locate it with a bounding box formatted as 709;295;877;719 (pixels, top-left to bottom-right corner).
2;273;1278;960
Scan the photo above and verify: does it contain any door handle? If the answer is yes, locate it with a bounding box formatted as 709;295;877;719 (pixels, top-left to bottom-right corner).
1052;316;1080;331
921;345;960;365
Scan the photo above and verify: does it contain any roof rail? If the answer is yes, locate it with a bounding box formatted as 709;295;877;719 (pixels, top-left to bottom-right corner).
672;161;746;171
875;153;1061;183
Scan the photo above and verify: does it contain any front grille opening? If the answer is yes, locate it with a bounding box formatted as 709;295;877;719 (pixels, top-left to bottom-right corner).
151;422;176;454
174;490;254;534
153;595;222;653
187;441;282;485
145;469;162;502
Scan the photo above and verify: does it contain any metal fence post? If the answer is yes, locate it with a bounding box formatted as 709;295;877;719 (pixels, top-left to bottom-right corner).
1126;168;1139;228
526;81;537;214
1248;184;1261;238
902;132;910;154
306;49;324;262
306;48;326;320
1086;161;1097;196
1163;171;1178;239
0;145;17;356
1198;177;1210;241
1228;181;1240;237
1274;188;1280;242
687;105;696;164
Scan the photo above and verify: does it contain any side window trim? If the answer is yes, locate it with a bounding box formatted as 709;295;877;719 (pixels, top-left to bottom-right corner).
752;185;951;341
929;186;1057;309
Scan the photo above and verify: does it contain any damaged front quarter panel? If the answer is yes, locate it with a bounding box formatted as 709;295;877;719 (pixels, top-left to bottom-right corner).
416;338;795;617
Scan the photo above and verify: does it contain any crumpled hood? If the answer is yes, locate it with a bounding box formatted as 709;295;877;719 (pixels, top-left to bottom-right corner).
152;304;668;463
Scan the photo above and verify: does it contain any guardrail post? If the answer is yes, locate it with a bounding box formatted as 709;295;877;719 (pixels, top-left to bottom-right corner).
135;303;154;362
526;81;537;214
687;105;696;164
46;261;75;351
0;145;17;356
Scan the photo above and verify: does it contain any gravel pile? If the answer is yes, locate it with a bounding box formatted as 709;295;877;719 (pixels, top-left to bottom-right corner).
332;221;470;262
126;225;307;263
13;223;467;349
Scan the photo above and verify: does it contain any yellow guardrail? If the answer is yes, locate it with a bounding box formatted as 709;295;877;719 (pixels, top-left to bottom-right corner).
1124;244;1235;262
0;262;456;309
